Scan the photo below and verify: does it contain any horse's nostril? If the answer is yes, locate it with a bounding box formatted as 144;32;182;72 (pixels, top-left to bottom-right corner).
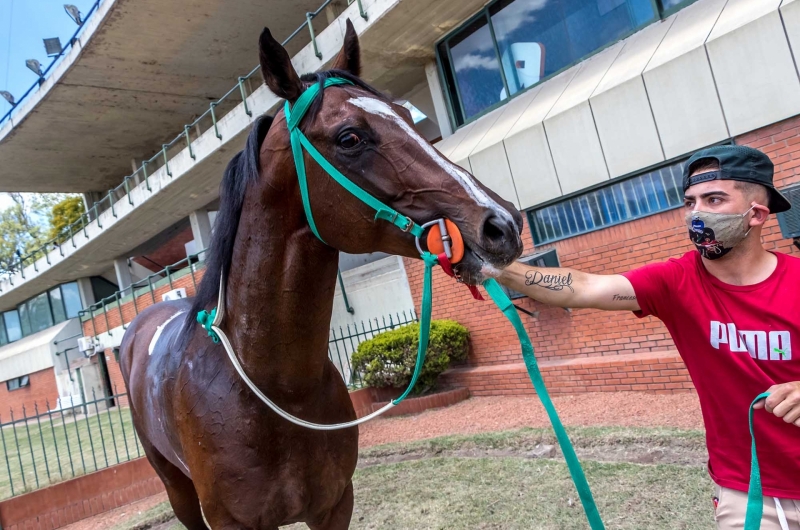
482;215;508;245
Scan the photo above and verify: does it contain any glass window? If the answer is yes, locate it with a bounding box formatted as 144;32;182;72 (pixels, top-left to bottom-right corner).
61;282;83;319
447;14;506;120
3;311;22;342
439;0;657;125
17;303;31;337
28;292;53;334
6;375;30;391
529;159;686;245
50;287;67;324
0;317;6;346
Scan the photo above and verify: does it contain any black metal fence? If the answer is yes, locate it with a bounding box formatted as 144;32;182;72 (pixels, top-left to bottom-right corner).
328;310;418;388
0;311;416;500
0;388;141;501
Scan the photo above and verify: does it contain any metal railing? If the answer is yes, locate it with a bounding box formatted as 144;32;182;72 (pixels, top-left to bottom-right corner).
0;0;371;290
329;310;417;388
0;387;141;500
79;249;209;336
0;1;104;127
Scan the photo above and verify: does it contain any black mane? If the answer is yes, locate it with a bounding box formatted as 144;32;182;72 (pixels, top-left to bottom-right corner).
183;114;272;340
182;70;389;343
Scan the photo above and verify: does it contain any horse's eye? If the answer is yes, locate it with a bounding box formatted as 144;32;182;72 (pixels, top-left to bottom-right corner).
338;132;361;149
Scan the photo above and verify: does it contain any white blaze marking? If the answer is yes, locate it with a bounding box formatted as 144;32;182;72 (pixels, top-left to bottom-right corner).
347;96;515;225
148;310;186;356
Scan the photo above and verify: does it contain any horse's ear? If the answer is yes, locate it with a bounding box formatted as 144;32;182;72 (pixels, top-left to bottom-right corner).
330;19;361;77
259;27;303;102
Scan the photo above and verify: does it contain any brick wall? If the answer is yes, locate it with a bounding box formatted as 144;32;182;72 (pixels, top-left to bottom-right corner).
0;368;60;414
405;115;800;395
0;457;164;530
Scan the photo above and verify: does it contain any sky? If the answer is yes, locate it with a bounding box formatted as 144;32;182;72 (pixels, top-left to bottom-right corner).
0;0;97;116
0;0;97;211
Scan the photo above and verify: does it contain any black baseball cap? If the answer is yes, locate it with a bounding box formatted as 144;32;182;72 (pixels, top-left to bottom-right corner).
682;145;791;214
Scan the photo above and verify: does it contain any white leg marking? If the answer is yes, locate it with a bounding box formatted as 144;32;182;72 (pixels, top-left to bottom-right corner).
148;310;187;356
347;96;515;224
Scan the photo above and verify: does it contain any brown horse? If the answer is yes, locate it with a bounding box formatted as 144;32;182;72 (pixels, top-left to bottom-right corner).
119;20;523;529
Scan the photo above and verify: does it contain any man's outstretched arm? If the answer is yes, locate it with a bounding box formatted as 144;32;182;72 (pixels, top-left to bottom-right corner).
492;261;640;311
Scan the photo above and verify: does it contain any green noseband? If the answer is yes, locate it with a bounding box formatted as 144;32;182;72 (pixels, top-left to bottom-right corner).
284;77;424;243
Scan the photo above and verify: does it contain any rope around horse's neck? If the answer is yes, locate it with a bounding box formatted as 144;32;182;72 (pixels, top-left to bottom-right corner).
196;252;437;431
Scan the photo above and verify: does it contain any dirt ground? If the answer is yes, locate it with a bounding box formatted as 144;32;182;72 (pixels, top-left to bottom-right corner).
62;392;705;530
358;391;703;448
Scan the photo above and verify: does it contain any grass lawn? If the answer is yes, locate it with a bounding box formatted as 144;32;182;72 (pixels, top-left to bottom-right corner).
0;405;141;500
118;427;714;530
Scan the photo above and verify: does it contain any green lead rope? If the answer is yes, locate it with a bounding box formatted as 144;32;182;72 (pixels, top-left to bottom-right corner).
745;391;770;530
392;252;437;405
484;278;605;530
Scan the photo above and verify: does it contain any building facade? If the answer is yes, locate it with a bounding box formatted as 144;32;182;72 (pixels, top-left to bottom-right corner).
0;0;798;400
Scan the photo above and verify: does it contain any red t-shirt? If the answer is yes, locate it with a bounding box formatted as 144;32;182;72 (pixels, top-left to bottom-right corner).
623;251;800;499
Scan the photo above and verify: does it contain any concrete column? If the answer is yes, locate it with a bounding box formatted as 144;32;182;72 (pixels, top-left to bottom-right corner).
189;209;213;252
425;61;453;139
76;277;95;308
114;258;133;291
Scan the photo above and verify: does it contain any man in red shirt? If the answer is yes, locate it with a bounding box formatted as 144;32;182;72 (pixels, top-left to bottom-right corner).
488;145;800;528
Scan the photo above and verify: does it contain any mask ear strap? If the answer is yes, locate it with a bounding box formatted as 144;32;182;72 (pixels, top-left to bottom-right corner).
742;205;758;238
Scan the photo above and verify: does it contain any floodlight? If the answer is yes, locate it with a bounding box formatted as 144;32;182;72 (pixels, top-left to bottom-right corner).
44;38;63;57
26;59;43;76
0;91;14;106
64;4;82;25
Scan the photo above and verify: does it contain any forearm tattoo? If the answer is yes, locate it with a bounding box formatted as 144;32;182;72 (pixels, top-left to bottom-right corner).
524;271;574;292
612;294;636;301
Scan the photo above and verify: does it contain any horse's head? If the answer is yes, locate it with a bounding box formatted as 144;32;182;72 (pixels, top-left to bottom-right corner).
258;20;523;283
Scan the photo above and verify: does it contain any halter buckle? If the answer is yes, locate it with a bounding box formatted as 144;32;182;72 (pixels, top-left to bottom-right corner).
400;216;414;232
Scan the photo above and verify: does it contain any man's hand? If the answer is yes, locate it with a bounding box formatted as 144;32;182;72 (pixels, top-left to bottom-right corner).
753;382;800;427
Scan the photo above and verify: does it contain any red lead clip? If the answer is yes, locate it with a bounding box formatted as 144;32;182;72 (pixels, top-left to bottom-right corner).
438;252;484;301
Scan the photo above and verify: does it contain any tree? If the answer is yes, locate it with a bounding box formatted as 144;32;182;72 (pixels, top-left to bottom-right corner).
0;193;47;273
0;193;85;274
48;195;86;242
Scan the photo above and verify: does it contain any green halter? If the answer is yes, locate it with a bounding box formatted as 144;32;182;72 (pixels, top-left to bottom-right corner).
285;77;424;242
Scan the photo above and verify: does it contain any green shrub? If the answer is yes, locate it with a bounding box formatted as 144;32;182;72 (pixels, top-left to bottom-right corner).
352;320;469;394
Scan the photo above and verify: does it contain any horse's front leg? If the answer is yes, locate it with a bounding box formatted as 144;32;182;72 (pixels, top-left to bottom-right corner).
307;481;354;530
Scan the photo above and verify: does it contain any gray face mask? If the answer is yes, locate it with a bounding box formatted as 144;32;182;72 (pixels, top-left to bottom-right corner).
685;206;755;260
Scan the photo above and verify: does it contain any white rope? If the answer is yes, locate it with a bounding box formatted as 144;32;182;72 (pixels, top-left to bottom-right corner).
210;275;396;431
774;497;790;530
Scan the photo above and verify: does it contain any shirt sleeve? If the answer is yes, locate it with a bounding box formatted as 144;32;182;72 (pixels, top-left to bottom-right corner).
621;259;683;319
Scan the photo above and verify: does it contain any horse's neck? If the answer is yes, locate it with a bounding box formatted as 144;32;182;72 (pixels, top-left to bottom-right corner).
223;194;339;395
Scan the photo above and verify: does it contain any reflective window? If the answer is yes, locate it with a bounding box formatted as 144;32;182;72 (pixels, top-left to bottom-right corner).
439;0;658;125
3;311;22;342
529;160;686;244
28;293;54;334
0;318;6;346
61;282;83;319
17;303;31;337
446;15;506;120
50;287;67;324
